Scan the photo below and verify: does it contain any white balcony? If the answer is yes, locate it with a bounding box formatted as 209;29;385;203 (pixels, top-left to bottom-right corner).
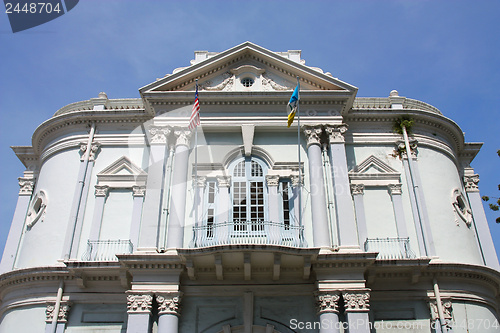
364;237;416;260
191;220;305;248
81;240;133;261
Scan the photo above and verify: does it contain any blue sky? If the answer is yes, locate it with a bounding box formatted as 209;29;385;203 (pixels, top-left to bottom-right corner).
1;0;499;261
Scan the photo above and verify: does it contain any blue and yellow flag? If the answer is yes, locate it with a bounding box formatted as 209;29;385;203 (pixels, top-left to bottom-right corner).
287;84;299;127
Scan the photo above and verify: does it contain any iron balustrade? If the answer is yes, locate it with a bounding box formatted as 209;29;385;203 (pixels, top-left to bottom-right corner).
191;220;305;247
364;237;416;260
81;240;133;261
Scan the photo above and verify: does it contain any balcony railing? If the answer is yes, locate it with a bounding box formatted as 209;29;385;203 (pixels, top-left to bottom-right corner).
364;237;416;260
191;220;305;248
81;240;133;261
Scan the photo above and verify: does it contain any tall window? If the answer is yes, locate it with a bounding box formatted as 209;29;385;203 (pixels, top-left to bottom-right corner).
231;157;267;232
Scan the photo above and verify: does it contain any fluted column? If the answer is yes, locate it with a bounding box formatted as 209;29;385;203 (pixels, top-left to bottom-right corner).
130;186;146;250
0;173;36;273
303;125;330;248
166;129;193;249
88;185;109;242
343;290;371;333
388;184;408;239
325;125;359;250
316;292;341;333
139;126;170;251
351;184;367;249
45;301;70;333
156;292;182;333
126;294;153;333
464;169;500;270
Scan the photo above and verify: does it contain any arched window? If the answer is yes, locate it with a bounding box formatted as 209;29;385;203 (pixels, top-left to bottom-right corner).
230;157;268;232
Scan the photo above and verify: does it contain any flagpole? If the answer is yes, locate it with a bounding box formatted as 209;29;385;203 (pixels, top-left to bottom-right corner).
296;76;302;230
194;79;199;234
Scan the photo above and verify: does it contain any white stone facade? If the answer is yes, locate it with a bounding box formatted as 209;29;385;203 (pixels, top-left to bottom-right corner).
1;42;499;333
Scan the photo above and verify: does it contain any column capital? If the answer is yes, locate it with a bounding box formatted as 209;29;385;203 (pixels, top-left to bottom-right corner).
217;175;231;188
94;185;109;197
290;174;303;187
156;292;183;316
429;299;453;329
132;185;146;197
195;176;207;188
325;124;348;143
388;183;402;195
316;292;340;314
463;173;480;192
266;175;280;187
127;294;153;314
395;140;418;159
45;301;71;323
350;183;365;195
149;126;171;144
18;177;35;195
302;125;323;147
173;128;193;147
342;290;370;312
80;142;101;161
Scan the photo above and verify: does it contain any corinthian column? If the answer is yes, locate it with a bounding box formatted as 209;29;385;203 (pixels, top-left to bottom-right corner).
166;129;193;249
303;125;330;248
325;125;359;251
156;293;182;333
316;292;341;333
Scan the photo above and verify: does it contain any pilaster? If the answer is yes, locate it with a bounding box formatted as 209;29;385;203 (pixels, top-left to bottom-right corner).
325;124;359;251
351;184;367;249
88;185;110;242
388;183;409;239
45;302;71;333
343;290;371;333
130;186;146;250
126;294;153;333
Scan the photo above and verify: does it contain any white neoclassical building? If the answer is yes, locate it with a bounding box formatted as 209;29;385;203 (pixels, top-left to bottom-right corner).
1;42;499;333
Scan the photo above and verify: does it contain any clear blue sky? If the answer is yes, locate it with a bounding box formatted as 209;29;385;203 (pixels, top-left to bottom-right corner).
1;0;499;261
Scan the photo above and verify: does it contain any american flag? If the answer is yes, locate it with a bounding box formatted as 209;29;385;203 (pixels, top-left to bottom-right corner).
188;85;200;130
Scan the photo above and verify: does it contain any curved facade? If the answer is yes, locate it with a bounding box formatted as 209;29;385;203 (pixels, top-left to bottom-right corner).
1;42;499;333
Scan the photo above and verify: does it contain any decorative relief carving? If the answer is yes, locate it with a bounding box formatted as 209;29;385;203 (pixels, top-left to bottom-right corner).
26;190;47;229
324;124;348;143
18;177;35;195
463;174;480;192
343;291;370;312
195;176;207;188
217;176;231;188
452;188;472;226
132;185;146;197
316;293;340;314
303;125;323;147
127;294;153;313
88;142;101;161
388;183;402;195
45;302;71;323
429;299;453;328
174;129;193;147
261;73;290;91
156;293;182;316
291;175;303;187
395;140;418;159
350;184;365;195
266;175;279;187
94;185;109;197
201;72;234;91
149;126;171;144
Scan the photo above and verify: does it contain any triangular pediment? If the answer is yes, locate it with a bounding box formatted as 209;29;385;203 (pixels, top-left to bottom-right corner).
97;156;147;188
140;42;357;95
349;155;400;186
